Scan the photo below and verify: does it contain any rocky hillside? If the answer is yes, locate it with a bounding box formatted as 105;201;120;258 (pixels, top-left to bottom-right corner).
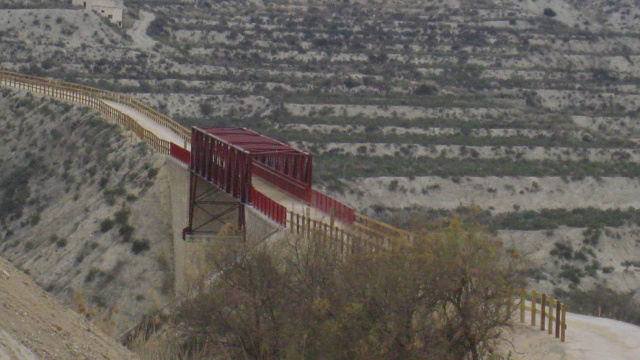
0;88;174;334
0;256;138;360
2;0;640;313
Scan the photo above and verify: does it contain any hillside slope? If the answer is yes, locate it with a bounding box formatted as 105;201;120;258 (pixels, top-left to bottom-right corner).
0;89;174;333
0;256;138;360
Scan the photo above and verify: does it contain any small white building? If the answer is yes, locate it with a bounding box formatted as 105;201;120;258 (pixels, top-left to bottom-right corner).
71;0;124;26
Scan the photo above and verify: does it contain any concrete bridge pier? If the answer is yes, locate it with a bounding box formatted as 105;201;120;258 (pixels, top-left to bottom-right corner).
165;156;285;293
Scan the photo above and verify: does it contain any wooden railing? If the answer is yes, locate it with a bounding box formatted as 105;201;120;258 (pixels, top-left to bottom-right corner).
0;70;191;144
288;209;407;254
354;213;413;244
517;289;567;342
96;100;171;154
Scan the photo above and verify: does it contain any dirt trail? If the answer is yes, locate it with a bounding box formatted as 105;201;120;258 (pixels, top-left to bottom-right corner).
0;257;138;360
127;10;156;50
506;310;640;359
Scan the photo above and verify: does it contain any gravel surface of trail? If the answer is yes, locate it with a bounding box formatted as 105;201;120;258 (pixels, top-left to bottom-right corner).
506;309;640;359
102;99;188;148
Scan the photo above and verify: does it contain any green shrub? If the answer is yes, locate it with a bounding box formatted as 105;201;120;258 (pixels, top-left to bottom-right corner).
414;84;438;96
388;180;399;191
622;260;640;268
131;239;150;254
28;214;40;226
100;218;114;232
497;207;640;230
104;185;126;205
550;242;574;260
147;168;158;179
114;207;130;225
559;265;585;284
313;155;640;182
199;103;213;116
56;238;67;248
99;176;109;189
0;166;33;222
583;227;602;246
585;260;601;277
119;224;135;242
85;268;100;283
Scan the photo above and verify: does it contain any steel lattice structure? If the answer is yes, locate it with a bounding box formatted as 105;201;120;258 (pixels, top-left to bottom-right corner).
187;127;313;235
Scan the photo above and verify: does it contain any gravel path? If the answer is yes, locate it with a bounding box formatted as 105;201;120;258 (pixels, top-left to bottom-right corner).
102;99;189;149
507;309;640;359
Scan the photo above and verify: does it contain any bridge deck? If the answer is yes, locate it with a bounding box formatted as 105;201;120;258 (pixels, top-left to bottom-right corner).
102;100;190;151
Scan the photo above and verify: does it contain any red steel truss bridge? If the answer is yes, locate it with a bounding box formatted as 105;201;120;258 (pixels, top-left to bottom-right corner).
0;70;412;253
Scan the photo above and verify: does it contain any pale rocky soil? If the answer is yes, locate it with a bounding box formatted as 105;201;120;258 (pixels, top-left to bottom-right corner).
0;9;124;47
501;226;640;294
133;93;272;119
0;256;138;360
340;176;640;214
293;141;640;162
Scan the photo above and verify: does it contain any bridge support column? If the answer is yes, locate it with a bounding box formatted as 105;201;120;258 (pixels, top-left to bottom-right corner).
185;174;246;238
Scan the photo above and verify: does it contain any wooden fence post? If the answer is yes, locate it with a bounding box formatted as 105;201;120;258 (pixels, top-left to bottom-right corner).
561;304;567;342
520;289;525;323
306;207;311;239
541;293;546;331
531;291;537;326
555;301;561;339
548;296;554;335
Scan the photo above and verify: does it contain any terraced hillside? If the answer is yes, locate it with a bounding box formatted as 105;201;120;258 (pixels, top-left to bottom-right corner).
2;0;640;308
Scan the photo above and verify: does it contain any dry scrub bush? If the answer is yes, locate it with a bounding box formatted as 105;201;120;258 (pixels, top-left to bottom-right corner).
174;218;524;360
73;290;119;336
